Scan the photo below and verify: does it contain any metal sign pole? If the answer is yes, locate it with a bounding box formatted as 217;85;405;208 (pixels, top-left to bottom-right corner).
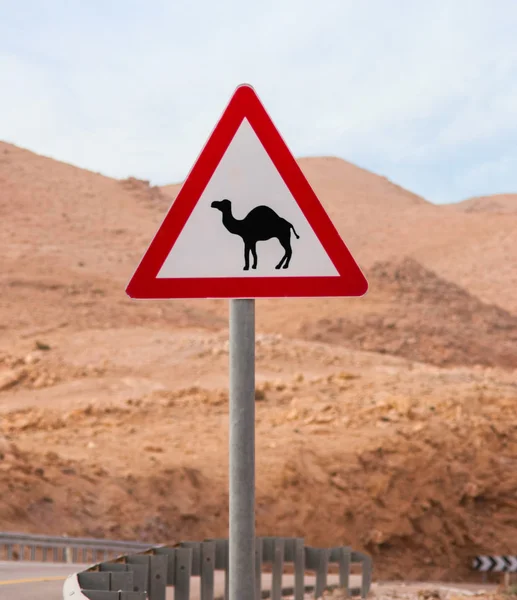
229;298;256;600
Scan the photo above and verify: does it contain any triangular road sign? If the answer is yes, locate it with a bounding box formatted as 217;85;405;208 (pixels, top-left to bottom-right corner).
126;84;368;299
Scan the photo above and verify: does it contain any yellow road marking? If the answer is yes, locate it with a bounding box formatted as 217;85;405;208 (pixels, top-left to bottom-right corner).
0;575;66;585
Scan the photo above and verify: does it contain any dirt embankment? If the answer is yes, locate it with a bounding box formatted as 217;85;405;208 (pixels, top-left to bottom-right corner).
2;354;516;582
299;259;517;369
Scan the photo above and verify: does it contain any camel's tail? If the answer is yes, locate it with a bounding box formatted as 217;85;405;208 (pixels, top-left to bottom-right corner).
290;224;300;239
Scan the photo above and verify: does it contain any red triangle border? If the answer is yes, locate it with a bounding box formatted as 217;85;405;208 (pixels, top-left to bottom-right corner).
126;84;368;299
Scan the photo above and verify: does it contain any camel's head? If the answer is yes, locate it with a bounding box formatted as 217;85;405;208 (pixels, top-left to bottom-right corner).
210;198;232;213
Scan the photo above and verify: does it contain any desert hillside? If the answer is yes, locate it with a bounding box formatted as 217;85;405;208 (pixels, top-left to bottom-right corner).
450;193;517;214
1;140;516;583
1;335;516;582
2;141;516;312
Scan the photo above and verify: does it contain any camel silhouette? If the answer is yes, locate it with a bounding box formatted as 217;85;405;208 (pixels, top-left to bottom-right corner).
211;199;300;270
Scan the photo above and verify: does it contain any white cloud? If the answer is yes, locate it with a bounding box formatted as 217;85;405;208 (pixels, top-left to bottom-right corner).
0;0;517;202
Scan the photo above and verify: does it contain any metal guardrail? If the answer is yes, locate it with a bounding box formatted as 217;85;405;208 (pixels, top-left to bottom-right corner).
0;531;152;564
63;536;373;600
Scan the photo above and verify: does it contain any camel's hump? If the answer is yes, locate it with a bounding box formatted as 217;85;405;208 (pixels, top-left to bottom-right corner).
245;205;281;218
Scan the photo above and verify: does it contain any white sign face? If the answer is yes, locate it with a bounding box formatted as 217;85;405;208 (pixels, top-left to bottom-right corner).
126;84;368;300
157;118;339;279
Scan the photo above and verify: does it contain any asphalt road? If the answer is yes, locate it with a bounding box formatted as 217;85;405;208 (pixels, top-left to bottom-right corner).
0;561;86;600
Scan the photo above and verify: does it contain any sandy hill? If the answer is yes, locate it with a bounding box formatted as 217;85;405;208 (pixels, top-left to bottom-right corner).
451;193;517;215
0;142;168;280
2;142;516;312
1;141;517;582
1;141;516;369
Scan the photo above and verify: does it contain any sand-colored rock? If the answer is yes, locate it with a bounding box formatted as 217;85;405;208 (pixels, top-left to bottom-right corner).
0;367;26;391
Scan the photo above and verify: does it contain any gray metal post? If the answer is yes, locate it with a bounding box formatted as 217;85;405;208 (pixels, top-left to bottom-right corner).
229;298;256;600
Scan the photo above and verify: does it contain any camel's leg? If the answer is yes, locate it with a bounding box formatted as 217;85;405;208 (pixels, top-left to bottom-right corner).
275;236;292;269
275;252;286;269
282;240;292;269
243;243;250;271
251;243;258;269
276;236;292;269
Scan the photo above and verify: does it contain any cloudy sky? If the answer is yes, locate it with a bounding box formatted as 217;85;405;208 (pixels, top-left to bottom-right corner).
1;0;516;204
